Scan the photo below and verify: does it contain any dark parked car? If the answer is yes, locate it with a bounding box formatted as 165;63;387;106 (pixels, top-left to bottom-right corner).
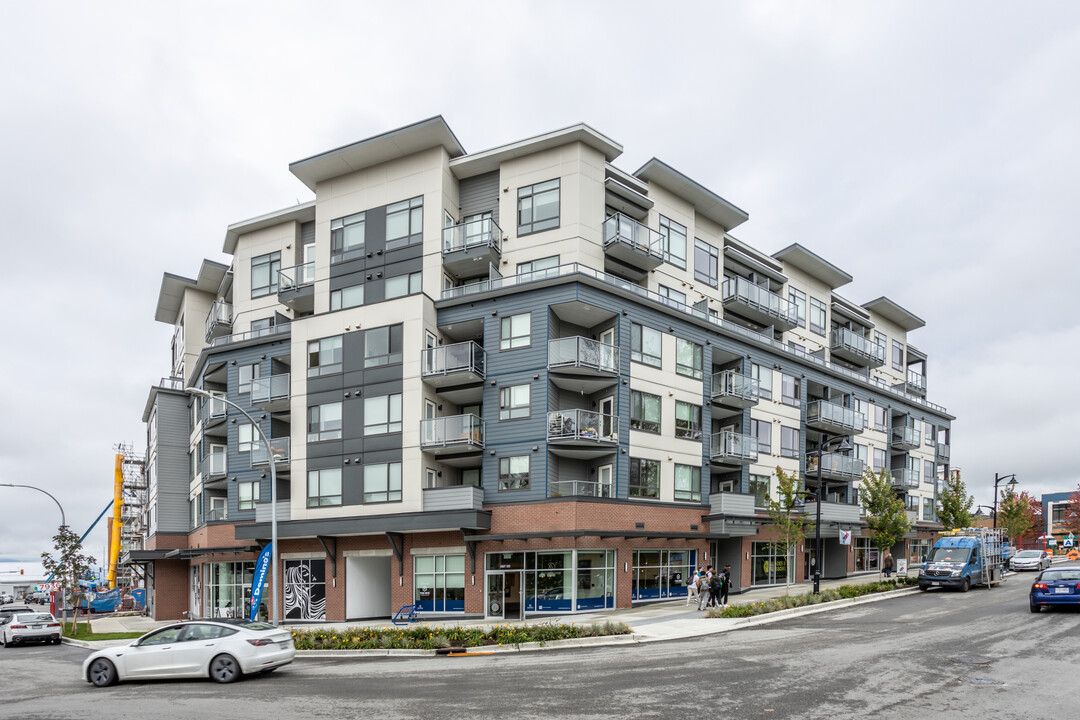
1030;566;1080;612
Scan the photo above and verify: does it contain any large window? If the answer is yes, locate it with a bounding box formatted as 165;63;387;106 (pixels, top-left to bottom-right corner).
809;297;827;335
873;448;887;473
750;474;770;507
752;363;773;400
632;549;696;602
780;426;799;458
498;456;530;491
658;284;687;307
364;394;402;435
855;537;878;571
517;179;560;235
631;323;662;367
659;215;687;269
751;419;771;454
363;462;402;503
873;405;887;432
499;384;530;420
238;481;260;511
694;238;719;287
629;457;660;498
781;373;800;406
675;338;703;379
924;460;935;485
307;403;342;442
516;255;560;278
752;542;793;586
675;401;701;440
385;196;423;250
330;284;364;311
205;561;263;621
307;468;341;507
308;336;343;377
331;211;366;263
385;271;422;299
674;465;701;502
413;555;466;613
500;313;531;350
630;390;662;433
251;252;280;298
238;363;260;394
892;340;904;370
238;423;255;453
788;288;806;328
364;325;402;367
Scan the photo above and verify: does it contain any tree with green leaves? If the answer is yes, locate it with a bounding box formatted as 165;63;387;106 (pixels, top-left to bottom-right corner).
936;469;974;531
998;489;1037;547
40;525;97;635
859;469;911;576
765;466;813;595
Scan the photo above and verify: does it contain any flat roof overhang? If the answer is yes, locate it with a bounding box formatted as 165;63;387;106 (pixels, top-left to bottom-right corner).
235;509;492;540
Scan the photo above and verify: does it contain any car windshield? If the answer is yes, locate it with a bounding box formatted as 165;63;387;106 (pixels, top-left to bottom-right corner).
1041;570;1080;582
15;614;53;623
926;547;970;563
218;619;276;631
1014;551;1042;558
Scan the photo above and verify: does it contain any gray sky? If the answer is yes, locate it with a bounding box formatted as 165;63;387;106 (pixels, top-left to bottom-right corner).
2;1;1078;566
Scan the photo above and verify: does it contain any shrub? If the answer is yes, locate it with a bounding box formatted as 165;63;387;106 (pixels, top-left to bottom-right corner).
709;578;912;619
289;621;631;651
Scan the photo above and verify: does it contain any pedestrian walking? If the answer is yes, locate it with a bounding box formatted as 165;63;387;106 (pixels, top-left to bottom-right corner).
697;566;714;610
686;567;702;606
708;571;722;608
719;564;731;606
883;553;894;578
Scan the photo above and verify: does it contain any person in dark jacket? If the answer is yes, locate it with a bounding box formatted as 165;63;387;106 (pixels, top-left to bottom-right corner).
708;572;722;608
719;564;731;606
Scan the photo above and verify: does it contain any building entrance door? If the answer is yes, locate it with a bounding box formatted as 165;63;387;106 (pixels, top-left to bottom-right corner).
486;572;523;620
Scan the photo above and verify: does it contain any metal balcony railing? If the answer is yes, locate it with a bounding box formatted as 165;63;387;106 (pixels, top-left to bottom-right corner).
420;414;485;449
711;370;760;404
907;370;926;392
890;469;920;488
204;301;233;341
830;327;887;365
549;480;614;498
807;453;866;479
721;276;799;325
421;341;486;378
443;217;502;254
209;324;290;348
892;425;922;448
250;374;290;405
806;400;866;433
547;337;618;374
710;431;758;462
203;393;227;422
602;213;664;258
547;410;618;443
251;437;290;466
278;262;315;291
205;451;226;477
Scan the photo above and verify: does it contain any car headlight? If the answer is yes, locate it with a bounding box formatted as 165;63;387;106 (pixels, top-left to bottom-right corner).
950;569;962;577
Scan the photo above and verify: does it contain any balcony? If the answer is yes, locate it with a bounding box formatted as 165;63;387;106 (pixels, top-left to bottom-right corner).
602;213;664;280
549;479;614;498
277;262;315;314
547;337;619;392
204;450;227;479
720;276;799;331
936;443;950;461
806;400;866;436
890;469;920;489
204;301;233;343
803;500;862;524
255;500;291;523
710;431;758;465
422;484;484;512
250;374;290;412
807;453;865;481
893;370;926;397
202;393;228;427
206;508;228;522
421;342;485;404
830;327;886;368
711;370;759;409
210;323;290;348
547;410;618;458
891;425;921;450
420;414;485;461
707;491;757;516
442;218;502;278
251;437;290;468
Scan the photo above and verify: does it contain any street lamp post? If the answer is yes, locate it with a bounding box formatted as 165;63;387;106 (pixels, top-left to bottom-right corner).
809;435;853;594
1;483;66;528
187;387;280;626
991;473;1018;530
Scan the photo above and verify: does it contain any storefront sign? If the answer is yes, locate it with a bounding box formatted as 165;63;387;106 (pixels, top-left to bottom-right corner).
249;543;272;622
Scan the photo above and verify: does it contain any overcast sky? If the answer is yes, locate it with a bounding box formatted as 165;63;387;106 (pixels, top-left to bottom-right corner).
2;1;1078;567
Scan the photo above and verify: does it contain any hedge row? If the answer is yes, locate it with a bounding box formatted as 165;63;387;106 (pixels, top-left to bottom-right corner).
289;619;631;650
707;577;918;619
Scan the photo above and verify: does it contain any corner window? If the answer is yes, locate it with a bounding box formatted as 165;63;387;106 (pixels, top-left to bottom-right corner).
238;481;260;511
659;216;687;269
363;462;402;503
630;390;661;433
364;394;402;435
330;284;364;311
386;197;423;251
752;363;773;400
780;426;799;458
307;468;342;507
308;336;343;378
674;465;701;502
694;238;719;287
251;252;280;298
238;363;260;394
517;179;560;235
780;373;800;407
809;297;827;336
675;338;703;380
238;423;255;453
498;456;530;491
364;325;403;367
331;211;366;263
500;313;531;350
499;384;531;420
630;323;662;367
788;288;806;328
674;401;701;440
629;457;660;498
307;403;342;442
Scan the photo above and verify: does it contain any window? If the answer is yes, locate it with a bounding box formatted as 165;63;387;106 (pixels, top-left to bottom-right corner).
752;363;773;400
500;313;531;350
750;474;770;507
674;465;701;502
923;497;935;521
307;468;342;507
364;394;402;435
238;481;260;511
363;462;402;503
385;197;423;250
751;419;771;454
675;338;703;379
873;405;887;432
498;456;530;491
331;211;366;263
238;423;255;453
250;317;275;337
892;340;904;370
853;398;870;428
924;421;935;446
675;401;701;440
659;216;687;269
251;252;280;298
629;457;660;498
694;238;719;287
499;384;531;420
631;323;662;367
385;271;422;299
517;179;560;235
516;255;559;278
413;554;466;613
855;443;868;465
924;460;935;484
308;336;343;377
307;403;342;442
238;363;260;394
330;284;364;311
781;373;800;406
780;426;799;458
788;288;806;328
905;495;919;511
658;285;686;307
630;390;662;433
809;297;827;336
873;448;886;473
364;325;402;367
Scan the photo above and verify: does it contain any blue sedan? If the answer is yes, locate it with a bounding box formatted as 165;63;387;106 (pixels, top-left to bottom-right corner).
1030;566;1080;612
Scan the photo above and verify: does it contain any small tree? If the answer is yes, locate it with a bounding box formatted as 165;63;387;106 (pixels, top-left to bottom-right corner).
765;466;813;595
936;469;974;531
998;489;1036;547
40;525;97;635
859;469;911;576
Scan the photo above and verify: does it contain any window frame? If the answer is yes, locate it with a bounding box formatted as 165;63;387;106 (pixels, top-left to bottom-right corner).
517;179;560;236
330;284;364;311
238;480;260;511
780;426;800;459
498;455;531;491
499;384;531;420
674;464;701;502
238;363;260;395
363;461;403;503
307;468;342;508
308;336;343;378
385;271;422;299
331;211;366;263
694;238;719;287
675;338;703;380
674;401;702;440
251;252;281;298
629;457;660;499
237;423;255;454
363;393;403;436
752;363;773;400
630;323;662;367
630;390;662;434
751;418;771;454
500;313;531;351
658;215;687;269
385;196;424;251
780;373;800;407
364;325;403;368
892;340;904;370
788;288;807;328
809;296;827;336
307;402;343;442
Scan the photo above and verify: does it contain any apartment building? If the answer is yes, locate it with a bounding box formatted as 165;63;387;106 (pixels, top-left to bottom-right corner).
127;117;953;622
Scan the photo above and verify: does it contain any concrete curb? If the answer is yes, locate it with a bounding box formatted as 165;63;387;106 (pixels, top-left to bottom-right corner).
294;633;645;658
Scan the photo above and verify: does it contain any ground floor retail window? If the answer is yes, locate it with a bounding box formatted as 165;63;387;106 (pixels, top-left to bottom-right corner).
631;549;696;601
854;538;879;572
752;542;794;586
285;559;326;620
908;539;931;566
484;550;616;613
203;561;266;620
414;555;465;613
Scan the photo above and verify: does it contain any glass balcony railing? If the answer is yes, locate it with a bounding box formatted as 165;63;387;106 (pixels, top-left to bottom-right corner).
210;323;289;348
806;400;866;433
420;414;485;450
710;431;758;462
711;370;760;404
936;443;950;460
549;480;614;498
547;410;618;443
721;276;799;326
807;453;866;479
278;262;315;292
206;508;228;522
205;451;226;477
892;425;921;448
548;337;618;374
202;393;227;422
890;469;920;488
907;370;926;392
830;327;887;365
204;301;233;341
443;217;502;254
250;374;290;406
421;341;486;378
251;437;290;466
602;213;664;258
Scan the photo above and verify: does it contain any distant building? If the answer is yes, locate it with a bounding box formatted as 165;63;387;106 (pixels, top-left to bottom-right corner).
1041;491;1078;550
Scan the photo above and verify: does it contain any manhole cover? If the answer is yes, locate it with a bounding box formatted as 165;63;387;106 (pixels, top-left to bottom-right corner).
959;677;1004;685
950;657;992;665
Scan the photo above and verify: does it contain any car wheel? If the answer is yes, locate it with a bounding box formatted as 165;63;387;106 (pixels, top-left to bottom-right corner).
1030;602;1042;613
959;578;970;592
918;585;929;591
209;654;241;683
88;658;118;687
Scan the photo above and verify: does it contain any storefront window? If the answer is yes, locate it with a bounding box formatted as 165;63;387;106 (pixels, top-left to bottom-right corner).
752;542;794;586
484;550;616;613
854;537;879;571
631;549;696;601
204;561;264;620
413;555;465;613
909;539;931;566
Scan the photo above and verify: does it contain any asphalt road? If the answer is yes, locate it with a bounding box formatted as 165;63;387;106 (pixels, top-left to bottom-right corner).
0;576;1074;720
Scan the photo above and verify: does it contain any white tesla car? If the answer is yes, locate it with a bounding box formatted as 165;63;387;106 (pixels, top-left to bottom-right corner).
82;619;294;686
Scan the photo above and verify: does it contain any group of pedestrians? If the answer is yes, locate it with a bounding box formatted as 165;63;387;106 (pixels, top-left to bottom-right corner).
686;564;730;610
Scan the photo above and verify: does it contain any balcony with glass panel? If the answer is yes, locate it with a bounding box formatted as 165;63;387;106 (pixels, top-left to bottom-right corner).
602;213;664;280
421;342;486;403
710;431;758;465
203;450;227;489
277;262;315;314
936;442;950;461
201;393;228;429
204;301;233;343
806;400;865;436
442;217;502;278
711;370;760;410
892;369;927;397
547;337;619;392
251;437;290;468
420;414;485;461
830;327;886;367
250;374;290;413
549;479;614;499
891;425;921;450
547;410;618;458
890;469;920;489
806;453;865;481
720;276;799;331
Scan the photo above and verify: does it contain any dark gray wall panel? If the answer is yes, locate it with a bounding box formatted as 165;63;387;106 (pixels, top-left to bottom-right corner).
458;171;500;225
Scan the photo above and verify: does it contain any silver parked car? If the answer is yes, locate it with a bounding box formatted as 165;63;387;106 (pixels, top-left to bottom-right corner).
1010;549;1052;571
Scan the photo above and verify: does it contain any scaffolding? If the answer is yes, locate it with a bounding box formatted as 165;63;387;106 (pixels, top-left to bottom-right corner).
112;442;147;591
